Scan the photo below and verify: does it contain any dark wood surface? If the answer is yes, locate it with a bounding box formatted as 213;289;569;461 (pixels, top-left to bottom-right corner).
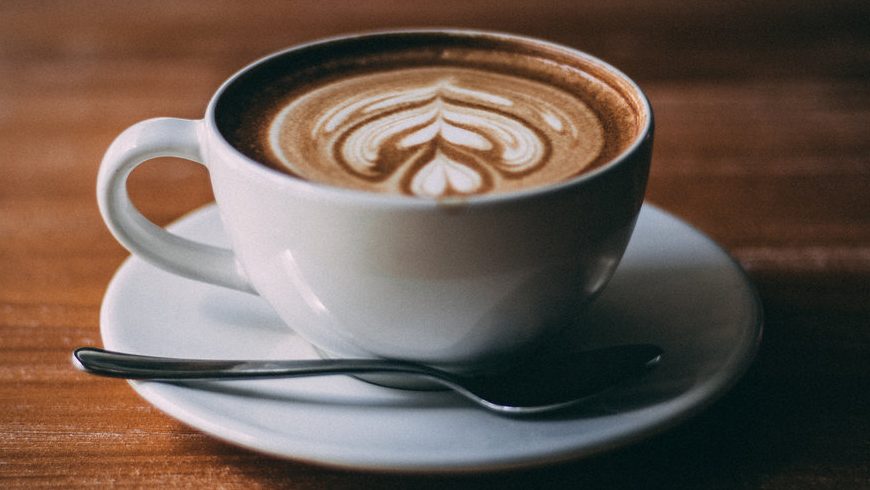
2;1;868;488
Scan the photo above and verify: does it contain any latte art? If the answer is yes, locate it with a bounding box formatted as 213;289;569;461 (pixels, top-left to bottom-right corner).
318;80;550;196
269;68;606;197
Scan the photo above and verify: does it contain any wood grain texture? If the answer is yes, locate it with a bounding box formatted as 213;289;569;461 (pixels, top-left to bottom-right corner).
1;1;868;488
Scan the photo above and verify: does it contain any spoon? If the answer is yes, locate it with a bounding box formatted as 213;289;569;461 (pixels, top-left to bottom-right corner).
72;344;662;415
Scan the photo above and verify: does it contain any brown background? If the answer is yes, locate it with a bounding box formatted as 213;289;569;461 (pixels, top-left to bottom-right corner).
1;1;868;488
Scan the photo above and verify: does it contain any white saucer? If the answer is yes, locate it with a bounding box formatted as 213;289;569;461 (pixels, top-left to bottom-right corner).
100;203;762;472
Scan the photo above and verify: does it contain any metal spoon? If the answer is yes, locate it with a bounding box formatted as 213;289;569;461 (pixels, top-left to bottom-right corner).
72;344;662;415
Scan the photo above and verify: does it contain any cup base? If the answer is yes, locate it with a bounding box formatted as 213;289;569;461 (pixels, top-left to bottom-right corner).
311;332;579;391
312;346;448;390
351;373;448;391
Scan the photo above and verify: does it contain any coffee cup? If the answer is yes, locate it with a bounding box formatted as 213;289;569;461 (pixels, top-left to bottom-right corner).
98;29;653;372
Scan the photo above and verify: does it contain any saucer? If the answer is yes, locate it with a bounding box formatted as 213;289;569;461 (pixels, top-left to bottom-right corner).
99;203;762;472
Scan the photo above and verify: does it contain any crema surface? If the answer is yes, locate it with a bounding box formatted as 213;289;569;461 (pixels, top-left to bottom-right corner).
269;67;605;197
217;34;644;198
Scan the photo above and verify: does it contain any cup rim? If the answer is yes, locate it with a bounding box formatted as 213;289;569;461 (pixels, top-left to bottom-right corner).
204;28;653;208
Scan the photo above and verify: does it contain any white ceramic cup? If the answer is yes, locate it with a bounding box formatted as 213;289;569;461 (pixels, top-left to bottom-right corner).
98;30;653;371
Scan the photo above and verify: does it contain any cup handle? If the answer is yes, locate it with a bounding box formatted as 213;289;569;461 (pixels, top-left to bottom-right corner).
97;117;255;294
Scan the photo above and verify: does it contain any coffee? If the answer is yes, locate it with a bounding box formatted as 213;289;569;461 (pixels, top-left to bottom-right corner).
101;30;654;369
217;33;645;198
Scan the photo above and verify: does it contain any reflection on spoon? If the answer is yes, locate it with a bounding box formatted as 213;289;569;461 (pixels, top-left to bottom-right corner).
72;344;662;416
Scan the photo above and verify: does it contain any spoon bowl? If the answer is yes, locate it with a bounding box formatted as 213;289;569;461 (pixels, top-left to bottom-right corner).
72;345;662;415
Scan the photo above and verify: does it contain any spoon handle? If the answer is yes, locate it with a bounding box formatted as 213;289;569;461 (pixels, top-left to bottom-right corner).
72;347;434;380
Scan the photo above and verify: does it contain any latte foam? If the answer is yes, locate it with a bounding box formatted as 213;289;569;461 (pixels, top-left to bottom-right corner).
217;33;644;198
269;67;604;197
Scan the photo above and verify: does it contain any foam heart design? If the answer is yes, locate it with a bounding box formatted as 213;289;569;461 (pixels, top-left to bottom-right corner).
268;67;606;198
316;79;558;197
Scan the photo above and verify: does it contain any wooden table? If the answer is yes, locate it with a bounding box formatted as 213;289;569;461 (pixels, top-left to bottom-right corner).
2;1;868;487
